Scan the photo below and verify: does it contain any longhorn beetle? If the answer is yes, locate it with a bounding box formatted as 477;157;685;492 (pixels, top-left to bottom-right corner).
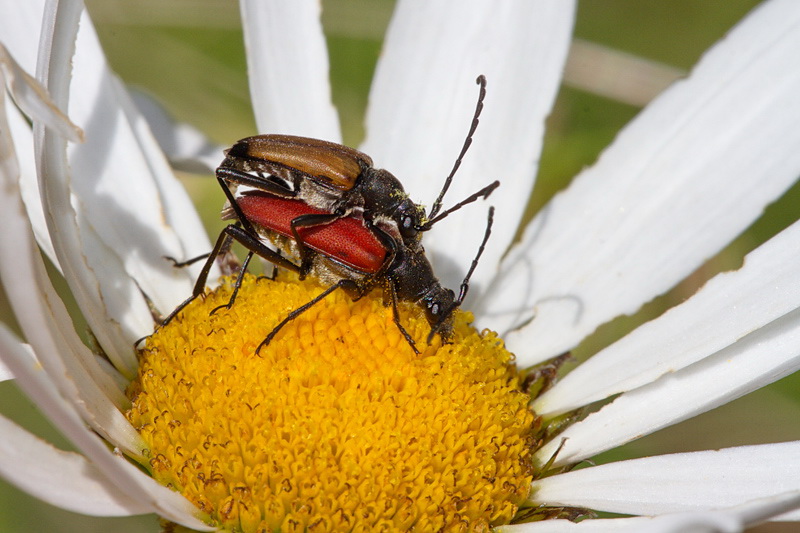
215;75;497;274
164;76;496;353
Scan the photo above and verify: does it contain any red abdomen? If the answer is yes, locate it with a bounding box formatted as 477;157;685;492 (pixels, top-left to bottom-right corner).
236;191;386;273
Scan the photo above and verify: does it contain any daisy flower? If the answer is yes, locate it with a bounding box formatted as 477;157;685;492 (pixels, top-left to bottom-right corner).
1;0;800;532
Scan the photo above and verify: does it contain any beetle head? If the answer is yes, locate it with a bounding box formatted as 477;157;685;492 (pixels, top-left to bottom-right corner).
421;285;457;341
362;168;426;242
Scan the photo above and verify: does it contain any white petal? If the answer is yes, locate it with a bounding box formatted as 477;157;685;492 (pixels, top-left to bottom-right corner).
479;0;800;363
1;26;78;270
0;41;153;458
0;359;12;382
361;0;575;293
0;123;146;454
66;10;213;311
563;39;685;108
501;515;741;533
0;414;152;516
732;490;800;523
33;2;137;374
240;0;341;139
0;322;210;529
0;1;41;70
532;443;800;521
7;96;59;268
15;6;209;526
109;74;219;296
499;518;645;532
0;343;40;383
536;218;800;416
504;495;800;531
33;3;213;371
128;87;224;174
0;0;61;270
0;19;141;454
0;43;81;143
623;514;741;533
536;296;800;466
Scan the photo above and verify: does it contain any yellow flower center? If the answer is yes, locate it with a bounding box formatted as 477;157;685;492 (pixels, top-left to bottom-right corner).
127;274;536;531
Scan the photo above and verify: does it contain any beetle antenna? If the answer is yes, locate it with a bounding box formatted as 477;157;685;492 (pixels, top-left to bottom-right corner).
454;205;493;306
427;75;487;222
427;206;494;342
420;180;498;230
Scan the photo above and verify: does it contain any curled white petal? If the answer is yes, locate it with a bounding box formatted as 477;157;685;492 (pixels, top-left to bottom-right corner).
6;98;59;268
0;6;144;456
0;94;148;455
0;343;40;383
34;1;215;374
0;27;78;269
0;4;56;270
0;42;81;142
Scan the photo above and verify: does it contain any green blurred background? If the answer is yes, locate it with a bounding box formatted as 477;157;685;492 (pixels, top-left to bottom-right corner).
1;1;799;531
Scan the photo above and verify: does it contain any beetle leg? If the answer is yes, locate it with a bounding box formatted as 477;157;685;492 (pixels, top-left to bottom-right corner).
163;223;302;326
334;221;394;304
384;277;420;355
356;222;400;296
222;224;302;274
164;251;211;268
358;231;419;354
217;167;296;197
337;278;369;301
162;226;236;325
165;228;241;278
289;212;343;279
215;225;304;317
165;228;242;279
256;279;359;355
210;251;254;316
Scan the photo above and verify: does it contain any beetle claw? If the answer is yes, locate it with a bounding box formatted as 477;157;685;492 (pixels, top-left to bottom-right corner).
209;303;231;316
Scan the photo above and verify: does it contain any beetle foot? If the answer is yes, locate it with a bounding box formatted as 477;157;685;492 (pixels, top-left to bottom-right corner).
209;303;232;316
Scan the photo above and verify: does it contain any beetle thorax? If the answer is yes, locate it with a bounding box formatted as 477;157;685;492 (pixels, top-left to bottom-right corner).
357;168;425;243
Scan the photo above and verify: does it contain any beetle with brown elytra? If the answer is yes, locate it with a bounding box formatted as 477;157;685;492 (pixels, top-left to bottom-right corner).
164;76;497;354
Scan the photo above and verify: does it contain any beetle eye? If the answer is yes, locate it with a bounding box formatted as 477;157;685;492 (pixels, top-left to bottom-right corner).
400;215;418;238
